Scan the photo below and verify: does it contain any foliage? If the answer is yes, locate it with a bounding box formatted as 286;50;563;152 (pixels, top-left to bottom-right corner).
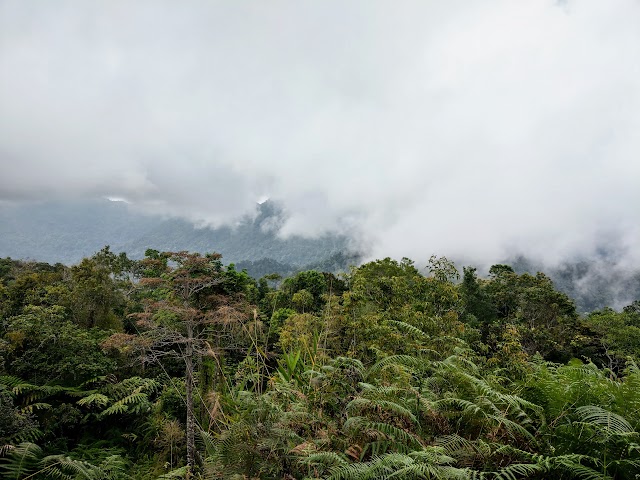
579;307;640;370
0;442;130;480
1;251;639;479
2;305;116;385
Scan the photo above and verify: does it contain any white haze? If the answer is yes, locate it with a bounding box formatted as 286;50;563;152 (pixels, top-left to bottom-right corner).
1;0;639;268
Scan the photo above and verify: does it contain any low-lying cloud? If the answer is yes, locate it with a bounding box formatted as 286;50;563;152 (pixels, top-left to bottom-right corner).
1;0;639;266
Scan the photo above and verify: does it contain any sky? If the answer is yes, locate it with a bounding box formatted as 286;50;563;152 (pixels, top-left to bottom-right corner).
1;0;639;267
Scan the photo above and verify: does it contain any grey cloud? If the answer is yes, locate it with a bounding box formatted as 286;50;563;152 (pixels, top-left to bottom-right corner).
1;0;639;265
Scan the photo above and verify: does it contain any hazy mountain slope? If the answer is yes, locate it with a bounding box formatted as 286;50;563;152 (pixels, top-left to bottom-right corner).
1;200;638;312
0;199;350;266
509;255;640;313
0;200;158;264
235;251;363;280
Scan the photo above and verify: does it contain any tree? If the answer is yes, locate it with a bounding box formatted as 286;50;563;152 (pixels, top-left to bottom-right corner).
282;270;327;313
132;251;225;475
460;266;494;326
2;305;115;385
580;307;640;369
67;258;124;330
292;289;314;313
482;265;579;362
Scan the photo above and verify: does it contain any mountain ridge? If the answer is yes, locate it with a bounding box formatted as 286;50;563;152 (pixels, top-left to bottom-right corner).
1;199;639;313
0;199;351;267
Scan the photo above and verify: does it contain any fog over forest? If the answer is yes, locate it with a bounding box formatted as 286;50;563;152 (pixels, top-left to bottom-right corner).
3;3;640;479
1;0;639;271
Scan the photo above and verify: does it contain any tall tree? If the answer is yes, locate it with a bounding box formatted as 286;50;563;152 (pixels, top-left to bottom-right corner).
133;251;225;475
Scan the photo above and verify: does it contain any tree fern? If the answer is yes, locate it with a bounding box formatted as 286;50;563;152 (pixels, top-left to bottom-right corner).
0;442;130;480
99;392;150;417
0;442;41;480
77;393;110;409
486;446;610;480
326;449;469;480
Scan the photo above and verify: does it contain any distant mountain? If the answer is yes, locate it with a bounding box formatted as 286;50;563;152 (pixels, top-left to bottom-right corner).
0;199;355;268
235;251;363;280
508;254;640;314
1;199;638;312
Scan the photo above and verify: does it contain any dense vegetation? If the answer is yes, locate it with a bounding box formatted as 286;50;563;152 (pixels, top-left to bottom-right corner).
1;248;639;479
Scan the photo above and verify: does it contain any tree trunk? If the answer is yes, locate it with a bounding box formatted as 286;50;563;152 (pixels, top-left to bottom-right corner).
185;320;196;476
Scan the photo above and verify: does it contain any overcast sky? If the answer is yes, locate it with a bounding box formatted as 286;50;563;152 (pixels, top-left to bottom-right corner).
1;0;639;266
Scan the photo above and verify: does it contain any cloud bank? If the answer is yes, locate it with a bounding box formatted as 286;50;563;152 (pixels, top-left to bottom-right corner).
1;0;639;266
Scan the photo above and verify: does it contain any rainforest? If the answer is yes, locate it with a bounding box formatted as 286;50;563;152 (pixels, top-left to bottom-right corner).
1;248;638;480
3;0;640;478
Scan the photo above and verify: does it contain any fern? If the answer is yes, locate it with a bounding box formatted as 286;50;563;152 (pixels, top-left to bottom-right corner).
436;435;491;468
157;466;189;479
77;393;110;408
367;354;428;379
20;402;51;414
92;454;131;479
491;445;610;480
0;442;41;479
4;427;44;445
574;406;635;435
387;320;430;339
99;390;152;418
304;451;349;467
0;376;26;391
344;417;423;451
326;449;469;480
0;442;131;480
347;397;417;423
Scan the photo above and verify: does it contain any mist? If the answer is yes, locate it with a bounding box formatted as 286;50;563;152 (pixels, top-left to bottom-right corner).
1;0;639;269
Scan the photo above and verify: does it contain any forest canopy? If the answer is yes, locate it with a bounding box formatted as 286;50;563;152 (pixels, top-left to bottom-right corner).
1;248;639;479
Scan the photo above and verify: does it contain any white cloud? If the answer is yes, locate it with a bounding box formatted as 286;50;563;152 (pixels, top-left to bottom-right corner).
1;0;639;264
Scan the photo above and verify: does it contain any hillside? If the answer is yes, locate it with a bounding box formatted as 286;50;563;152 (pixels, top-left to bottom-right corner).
1;200;639;313
0;199;351;267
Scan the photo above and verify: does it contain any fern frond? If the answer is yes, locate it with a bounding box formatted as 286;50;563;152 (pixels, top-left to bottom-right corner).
77;393;110;408
95;454;131;479
6;427;44;444
344;417;422;450
387;320;429;338
99;392;149;417
0;442;41;479
157;465;189;478
0;376;25;392
19;402;51;415
491;462;543;480
575;405;635;435
367;354;426;378
303;451;349;467
327;450;469;480
493;446;608;480
347;398;417;423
